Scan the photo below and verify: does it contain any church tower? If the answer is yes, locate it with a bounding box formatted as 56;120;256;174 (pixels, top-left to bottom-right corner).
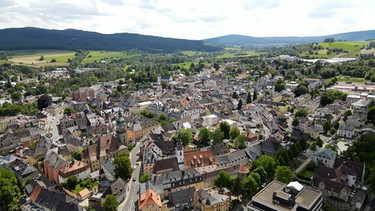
116;108;127;144
176;131;184;170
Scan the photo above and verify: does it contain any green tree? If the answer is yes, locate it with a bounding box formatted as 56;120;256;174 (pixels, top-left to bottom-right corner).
211;127;224;145
73;151;83;160
36;84;48;95
237;99;243;110
39;55;44;61
253;88;257;101
37;94;52;110
292;118;299;127
367;106;375;123
253;166;267;183
64;107;75;116
114;151;133;182
294;108;308;118
323;120;331;133
214;170;231;188
232;91;238;99
11;92;22;102
251;155;277;180
333;121;340;130
102;194;119;211
139;173;151;183
198;128;211;146
330;128;337;136
310;142;317;151
343;110;352;122
235;134;247;149
66;175;78;190
316;137;323;147
275;78;285;92
229;126;240;140
275;166;294;183
219;121;230;139
161;81;168;89
230;177;243;199
243;174;258;195
172;129;193;147
0;168;20;211
246;92;252;103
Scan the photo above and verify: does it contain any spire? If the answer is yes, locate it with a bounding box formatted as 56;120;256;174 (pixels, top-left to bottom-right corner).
176;130;183;150
116;108;125;127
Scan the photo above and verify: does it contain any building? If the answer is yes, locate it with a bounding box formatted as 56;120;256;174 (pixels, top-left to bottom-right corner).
247;180;323;211
138;188;163;211
337;124;355;139
71;87;95;101
82;134;126;172
195;188;231;211
313;148;337;168
58;161;91;184
43;152;67;184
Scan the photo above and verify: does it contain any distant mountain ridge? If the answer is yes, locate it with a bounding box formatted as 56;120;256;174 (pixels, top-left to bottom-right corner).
204;30;375;46
0;27;221;53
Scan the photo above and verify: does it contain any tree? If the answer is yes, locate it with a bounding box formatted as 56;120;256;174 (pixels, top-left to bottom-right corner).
343;110;352;122
211;128;224;145
73;151;83;160
253;88;257;101
66;175;78;190
161;81;168;89
294;85;308;97
333;121;340;130
235;134;247;149
275;78;285;92
252;166;267;183
198;128;211;146
310;142;317;151
39;55;44;61
37;94;52;110
243;174;258;195
0;168;20;211
251;155;277;180
237;99;243;110
294;108;308;118
292;118;299;127
367;106;375;123
232;91;238;99
51;58;57;62
11;92;22;102
172;129;193;146
275;166;294;183
219;121;230;139
316;137;323;147
64;107;75;116
214;170;231;188
139;173;151;183
102;194;119;211
323;120;331;133
246;92;252;103
36;84;48;95
229;126;240;140
230;177;243;199
114;151;133;181
330;128;337;136
213;63;220;70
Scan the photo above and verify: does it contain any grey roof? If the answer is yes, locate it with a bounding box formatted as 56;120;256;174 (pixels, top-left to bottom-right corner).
315;165;337;179
139;180;164;196
101;159;115;176
169;187;195;205
338;124;355;131
313;148;336;160
102;178;126;199
35;188;75;210
45;152;67;169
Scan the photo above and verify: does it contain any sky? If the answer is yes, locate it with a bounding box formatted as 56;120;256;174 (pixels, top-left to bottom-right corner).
1;0;374;40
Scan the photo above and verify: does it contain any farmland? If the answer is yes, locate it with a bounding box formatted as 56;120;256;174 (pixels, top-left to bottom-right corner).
7;49;76;67
82;51;140;64
300;41;371;59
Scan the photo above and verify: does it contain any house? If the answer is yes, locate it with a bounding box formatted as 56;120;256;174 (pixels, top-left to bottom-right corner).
43;152;67;184
337;124;355;139
138;188;163;211
58;161;91;184
183;150;217;174
201;114;220;127
216;149;250;169
71;87;96;101
167;187;195;211
101;178;127;204
82;134;126;172
30;183;76;210
195;188;231;211
247;180;323;211
313;148;337;168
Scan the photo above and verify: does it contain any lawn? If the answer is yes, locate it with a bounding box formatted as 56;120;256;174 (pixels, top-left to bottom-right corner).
8;49;76;67
215;51;260;59
301;41;369;59
336;76;367;83
82;51;140;64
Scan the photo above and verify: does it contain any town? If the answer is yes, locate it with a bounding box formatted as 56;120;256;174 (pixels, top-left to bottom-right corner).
1;45;375;211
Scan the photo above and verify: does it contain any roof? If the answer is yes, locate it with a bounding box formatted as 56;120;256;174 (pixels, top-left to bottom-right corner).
82;134;125;161
169;187;195;205
315;165;337;179
287;181;303;191
313;148;336;160
334;158;364;180
102;178;126;199
44;152;67;170
152;157;179;174
184;150;216;169
139;188;162;210
196;188;229;206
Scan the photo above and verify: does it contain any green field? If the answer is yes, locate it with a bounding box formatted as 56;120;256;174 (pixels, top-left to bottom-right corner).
8;49;76;66
216;50;260;59
301;41;370;59
82;51;140;64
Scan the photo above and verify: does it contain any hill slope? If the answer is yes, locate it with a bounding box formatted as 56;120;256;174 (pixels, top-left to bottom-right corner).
0;27;221;53
204;30;375;46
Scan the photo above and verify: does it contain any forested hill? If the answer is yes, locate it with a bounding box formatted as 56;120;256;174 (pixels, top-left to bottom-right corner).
204;30;375;46
0;27;221;53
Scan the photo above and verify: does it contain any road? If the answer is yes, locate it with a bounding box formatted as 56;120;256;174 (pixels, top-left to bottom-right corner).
293;149;313;174
118;142;141;211
48;112;64;145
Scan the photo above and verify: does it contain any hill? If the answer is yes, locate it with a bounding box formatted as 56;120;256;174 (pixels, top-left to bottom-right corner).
0;27;221;53
204;30;375;47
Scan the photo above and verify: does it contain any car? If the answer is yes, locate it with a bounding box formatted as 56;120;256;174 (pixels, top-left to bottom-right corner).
132;177;136;182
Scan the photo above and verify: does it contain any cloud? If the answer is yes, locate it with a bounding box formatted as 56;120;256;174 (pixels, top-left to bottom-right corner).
243;0;281;10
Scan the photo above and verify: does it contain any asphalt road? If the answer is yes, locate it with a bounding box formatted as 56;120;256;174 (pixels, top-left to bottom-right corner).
118;142;141;211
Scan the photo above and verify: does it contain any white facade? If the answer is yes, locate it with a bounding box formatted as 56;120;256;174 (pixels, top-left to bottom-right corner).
202;114;220;127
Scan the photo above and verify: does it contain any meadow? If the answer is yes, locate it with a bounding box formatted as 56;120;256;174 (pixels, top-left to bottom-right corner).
82;51;140;64
300;41;370;59
7;49;76;67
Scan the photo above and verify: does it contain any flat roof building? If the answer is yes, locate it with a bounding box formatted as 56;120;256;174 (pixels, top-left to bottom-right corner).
247;180;322;211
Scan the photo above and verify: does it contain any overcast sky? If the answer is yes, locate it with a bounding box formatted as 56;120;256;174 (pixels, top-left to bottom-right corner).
1;0;374;40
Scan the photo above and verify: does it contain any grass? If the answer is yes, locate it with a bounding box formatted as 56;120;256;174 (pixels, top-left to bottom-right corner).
82;51;140;64
301;41;371;59
215;51;260;59
336;76;367;83
8;49;76;67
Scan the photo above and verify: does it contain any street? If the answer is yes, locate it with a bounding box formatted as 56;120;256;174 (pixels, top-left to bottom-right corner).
118;142;141;211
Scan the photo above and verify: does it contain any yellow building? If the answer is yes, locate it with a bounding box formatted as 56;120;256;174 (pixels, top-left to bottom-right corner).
195;188;231;211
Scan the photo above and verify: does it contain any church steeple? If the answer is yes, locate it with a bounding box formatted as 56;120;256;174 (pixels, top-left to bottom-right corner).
116;108;125;127
116;108;126;144
176;131;184;170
